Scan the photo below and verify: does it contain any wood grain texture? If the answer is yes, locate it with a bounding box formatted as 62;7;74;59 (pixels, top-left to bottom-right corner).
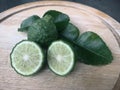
113;75;120;90
0;1;120;90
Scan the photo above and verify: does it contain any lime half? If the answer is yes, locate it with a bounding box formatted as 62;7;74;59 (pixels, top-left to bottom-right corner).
47;41;75;76
10;40;44;76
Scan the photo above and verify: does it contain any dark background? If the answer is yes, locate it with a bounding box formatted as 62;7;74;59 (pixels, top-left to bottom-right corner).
0;0;120;22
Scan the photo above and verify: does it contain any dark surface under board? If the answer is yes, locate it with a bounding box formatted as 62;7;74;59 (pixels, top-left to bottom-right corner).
0;0;120;22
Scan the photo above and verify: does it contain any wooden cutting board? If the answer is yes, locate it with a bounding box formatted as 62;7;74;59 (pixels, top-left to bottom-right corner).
0;1;120;90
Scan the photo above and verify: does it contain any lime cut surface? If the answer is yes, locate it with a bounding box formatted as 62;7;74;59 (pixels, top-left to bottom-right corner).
47;41;75;76
10;40;44;76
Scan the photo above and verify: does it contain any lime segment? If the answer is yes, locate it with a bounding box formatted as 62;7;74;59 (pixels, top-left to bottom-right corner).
10;40;44;76
47;41;75;76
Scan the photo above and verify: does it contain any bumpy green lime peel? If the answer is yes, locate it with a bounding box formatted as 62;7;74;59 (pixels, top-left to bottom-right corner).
75;31;113;65
28;15;58;47
18;15;40;32
61;23;79;41
43;10;70;32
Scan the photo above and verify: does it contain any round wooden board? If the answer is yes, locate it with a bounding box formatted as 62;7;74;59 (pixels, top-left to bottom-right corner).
0;1;120;90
